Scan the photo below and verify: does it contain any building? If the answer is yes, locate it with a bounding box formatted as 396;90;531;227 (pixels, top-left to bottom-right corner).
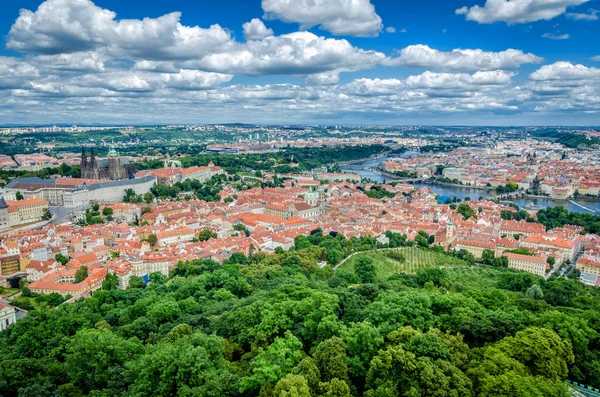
520;234;581;264
156;227;196;246
576;258;600;286
28;267;107;298
0;198;9;231
265;202;321;220
81;147;133;180
0;301;26;331
505;252;548;277
62;176;157;206
455;239;496;259
2;177;106;206
4;197;49;227
499;220;546;239
137;162;215;186
0;255;20;276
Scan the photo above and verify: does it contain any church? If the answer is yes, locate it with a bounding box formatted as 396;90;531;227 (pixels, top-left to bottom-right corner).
80;147;134;180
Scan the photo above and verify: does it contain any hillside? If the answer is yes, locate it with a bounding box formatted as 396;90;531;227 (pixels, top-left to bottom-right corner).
1;243;599;397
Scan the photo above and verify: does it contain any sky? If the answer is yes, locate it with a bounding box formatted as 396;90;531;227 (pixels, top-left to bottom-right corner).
0;0;599;126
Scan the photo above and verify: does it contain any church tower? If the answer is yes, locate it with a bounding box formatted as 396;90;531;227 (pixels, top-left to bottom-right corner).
89;148;98;179
446;217;455;243
107;148;121;180
81;147;87;170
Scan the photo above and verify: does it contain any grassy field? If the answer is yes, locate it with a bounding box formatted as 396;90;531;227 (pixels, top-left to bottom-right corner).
0;288;19;298
444;267;507;291
338;247;467;279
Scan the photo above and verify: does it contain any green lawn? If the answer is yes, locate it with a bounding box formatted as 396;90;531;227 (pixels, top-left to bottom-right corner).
0;288;19;298
339;247;467;279
444;267;507;291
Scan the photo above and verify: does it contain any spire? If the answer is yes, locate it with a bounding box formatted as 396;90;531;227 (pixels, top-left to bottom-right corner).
81;146;87;167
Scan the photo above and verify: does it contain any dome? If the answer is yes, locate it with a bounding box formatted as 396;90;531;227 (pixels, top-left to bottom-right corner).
107;148;119;157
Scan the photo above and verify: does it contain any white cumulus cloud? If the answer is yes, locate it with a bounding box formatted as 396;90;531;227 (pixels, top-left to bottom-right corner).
243;18;274;40
456;0;589;24
530;61;600;80
184;31;385;77
385;45;542;71
7;0;234;60
262;0;383;37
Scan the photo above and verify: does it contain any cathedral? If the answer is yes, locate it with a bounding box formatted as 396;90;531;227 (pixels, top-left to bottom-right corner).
80;147;134;180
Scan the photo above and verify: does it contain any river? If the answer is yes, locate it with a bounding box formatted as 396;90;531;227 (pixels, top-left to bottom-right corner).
341;157;600;214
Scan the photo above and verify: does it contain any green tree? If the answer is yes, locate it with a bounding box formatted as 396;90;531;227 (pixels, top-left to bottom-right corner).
354;257;376;284
64;328;142;393
149;272;167;285
319;378;351;397
314;337;348;382
15;191;24;200
241;331;304;392
128;276;146;289
41;208;52;221
55;253;69;266
102;207;113;217
481;249;495;265
457;203;476;220
343;321;383;378
496;327;574;381
273;374;311;397
74;266;88;283
224;252;247;265
197;229;218;242
125;332;238;397
146;233;158;247
292;358;321;394
525;284;544;300
102;273;119;290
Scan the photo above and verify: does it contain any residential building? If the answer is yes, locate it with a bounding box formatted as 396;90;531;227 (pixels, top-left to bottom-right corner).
28;267;107;298
505;252;548;277
5;197;49;227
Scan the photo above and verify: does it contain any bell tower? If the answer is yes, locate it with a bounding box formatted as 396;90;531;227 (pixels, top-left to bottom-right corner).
446;217;455;243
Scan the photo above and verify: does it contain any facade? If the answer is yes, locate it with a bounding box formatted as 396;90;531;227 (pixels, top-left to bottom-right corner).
265;202;321;220
0;198;9;231
576;258;600;286
520;234;581;264
4;197;49;227
3;177;105;206
137;163;214;186
0;302;18;331
80;147;133;180
156;227;195;246
0;255;20;276
455;239;496;259
62;176;157;207
28;267;107;298
505;252;548;277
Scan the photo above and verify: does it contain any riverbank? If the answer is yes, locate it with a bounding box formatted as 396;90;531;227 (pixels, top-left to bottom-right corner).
341;156;600;214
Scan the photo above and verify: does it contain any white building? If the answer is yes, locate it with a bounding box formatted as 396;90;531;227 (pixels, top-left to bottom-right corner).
0;301;21;331
62;176;157;207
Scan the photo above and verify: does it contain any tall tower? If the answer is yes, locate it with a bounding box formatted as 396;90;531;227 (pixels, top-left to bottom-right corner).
446;217;455;243
80;147;88;179
81;147;87;168
107;148;121;180
89;148;98;179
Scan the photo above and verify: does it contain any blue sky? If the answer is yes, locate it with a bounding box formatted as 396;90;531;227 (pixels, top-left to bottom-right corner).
0;0;599;125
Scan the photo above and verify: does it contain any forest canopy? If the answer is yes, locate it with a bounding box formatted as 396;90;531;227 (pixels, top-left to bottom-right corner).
1;239;599;397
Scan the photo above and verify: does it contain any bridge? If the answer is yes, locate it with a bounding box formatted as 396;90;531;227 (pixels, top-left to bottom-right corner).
486;191;527;201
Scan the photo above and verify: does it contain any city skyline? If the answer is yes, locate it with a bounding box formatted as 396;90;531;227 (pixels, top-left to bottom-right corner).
0;0;599;125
